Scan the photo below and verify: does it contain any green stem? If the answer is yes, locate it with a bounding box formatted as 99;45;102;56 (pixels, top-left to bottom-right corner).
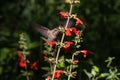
65;3;73;28
67;54;75;80
23;50;30;80
51;3;73;80
25;67;30;80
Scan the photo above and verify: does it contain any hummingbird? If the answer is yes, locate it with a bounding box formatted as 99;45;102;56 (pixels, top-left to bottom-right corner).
30;19;76;42
30;22;61;42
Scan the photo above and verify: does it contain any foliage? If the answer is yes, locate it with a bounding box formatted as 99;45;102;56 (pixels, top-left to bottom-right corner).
0;0;120;80
84;57;120;80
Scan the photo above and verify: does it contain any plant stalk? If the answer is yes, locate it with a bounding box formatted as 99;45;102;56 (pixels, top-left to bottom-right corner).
51;3;73;80
67;54;75;80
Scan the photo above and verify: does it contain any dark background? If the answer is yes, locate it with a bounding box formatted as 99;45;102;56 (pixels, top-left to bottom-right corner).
0;0;120;80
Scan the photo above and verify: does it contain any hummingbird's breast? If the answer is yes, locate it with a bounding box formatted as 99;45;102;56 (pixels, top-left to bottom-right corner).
47;31;56;41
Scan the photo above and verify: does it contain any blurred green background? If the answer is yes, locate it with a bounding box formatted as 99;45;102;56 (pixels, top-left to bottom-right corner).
0;0;120;80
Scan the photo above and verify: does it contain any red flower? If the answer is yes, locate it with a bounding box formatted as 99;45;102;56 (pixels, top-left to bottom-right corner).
80;50;92;58
17;51;23;61
73;62;78;65
75;18;83;26
17;51;26;68
64;47;70;53
65;27;80;36
47;41;56;48
59;11;68;19
72;27;80;36
65;28;72;36
63;41;73;53
54;70;65;78
73;60;79;65
19;60;26;68
65;0;70;3
31;61;38;70
43;56;47;60
46;76;51;80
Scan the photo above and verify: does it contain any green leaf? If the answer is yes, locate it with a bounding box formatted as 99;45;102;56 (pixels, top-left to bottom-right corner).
0;48;10;60
0;67;3;75
57;61;65;69
27;42;40;49
92;66;99;73
83;69;92;78
99;73;109;78
41;67;51;71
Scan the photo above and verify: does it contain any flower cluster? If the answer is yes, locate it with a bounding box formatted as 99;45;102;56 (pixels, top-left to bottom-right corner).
17;1;93;80
63;41;73;53
46;70;65;79
17;51;26;68
65;27;79;36
47;41;56;48
42;10;92;79
17;51;38;70
59;11;84;27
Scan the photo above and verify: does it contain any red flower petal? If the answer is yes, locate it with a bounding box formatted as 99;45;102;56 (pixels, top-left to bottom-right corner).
46;76;51;79
31;61;38;70
72;27;80;36
80;50;92;58
75;18;83;26
65;0;70;3
54;70;65;78
64;41;73;48
63;41;73;53
43;56;47;60
64;47;70;53
65;28;72;36
73;61;79;65
47;41;56;48
17;51;23;61
59;11;68;19
19;60;26;68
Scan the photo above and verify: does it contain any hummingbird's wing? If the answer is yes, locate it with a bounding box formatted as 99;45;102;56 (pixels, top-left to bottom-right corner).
30;23;50;38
